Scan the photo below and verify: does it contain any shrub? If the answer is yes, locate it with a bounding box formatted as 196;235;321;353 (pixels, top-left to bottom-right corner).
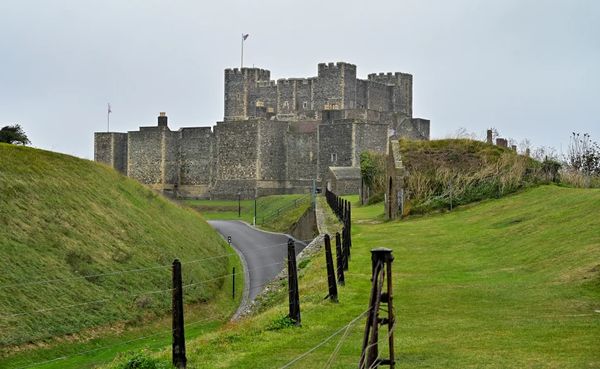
114;351;172;369
266;315;296;331
359;151;386;202
0;124;30;145
567;132;600;176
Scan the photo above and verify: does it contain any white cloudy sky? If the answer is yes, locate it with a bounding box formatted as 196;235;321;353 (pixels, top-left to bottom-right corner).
1;0;598;159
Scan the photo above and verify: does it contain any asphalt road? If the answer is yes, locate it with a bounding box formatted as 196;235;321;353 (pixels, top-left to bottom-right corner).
208;220;307;301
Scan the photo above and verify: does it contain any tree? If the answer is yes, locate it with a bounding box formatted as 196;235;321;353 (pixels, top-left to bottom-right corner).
568;132;600;176
359;151;386;203
0;125;30;145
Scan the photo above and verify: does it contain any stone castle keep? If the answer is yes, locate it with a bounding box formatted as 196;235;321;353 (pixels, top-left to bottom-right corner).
94;61;430;198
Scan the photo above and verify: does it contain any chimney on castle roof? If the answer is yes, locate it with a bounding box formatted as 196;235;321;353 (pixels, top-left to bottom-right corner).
158;112;168;127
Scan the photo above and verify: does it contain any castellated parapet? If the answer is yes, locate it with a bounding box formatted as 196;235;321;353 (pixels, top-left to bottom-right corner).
95;61;431;198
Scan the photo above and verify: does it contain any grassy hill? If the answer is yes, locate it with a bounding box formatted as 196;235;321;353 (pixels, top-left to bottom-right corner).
107;185;599;368
0;144;235;348
399;139;545;214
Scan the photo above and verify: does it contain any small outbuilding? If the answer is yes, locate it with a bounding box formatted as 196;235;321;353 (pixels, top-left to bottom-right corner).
326;167;361;195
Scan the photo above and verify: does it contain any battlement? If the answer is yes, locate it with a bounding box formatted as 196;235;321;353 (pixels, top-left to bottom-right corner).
225;67;271;81
318;61;357;73
367;72;412;85
225;61;416;122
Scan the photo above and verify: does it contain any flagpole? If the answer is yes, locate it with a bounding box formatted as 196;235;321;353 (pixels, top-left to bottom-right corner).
241;34;244;69
107;108;110;132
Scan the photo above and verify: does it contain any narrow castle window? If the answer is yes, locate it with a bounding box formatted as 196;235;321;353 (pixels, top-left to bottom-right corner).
331;153;337;163
283;101;289;109
303;101;308;109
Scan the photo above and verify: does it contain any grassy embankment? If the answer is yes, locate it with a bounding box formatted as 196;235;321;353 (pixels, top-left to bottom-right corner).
386;139;546;214
0;144;243;368
108;185;599;368
183;194;311;234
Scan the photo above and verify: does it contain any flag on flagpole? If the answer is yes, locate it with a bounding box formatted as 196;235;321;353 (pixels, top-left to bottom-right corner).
242;33;249;41
107;103;112;114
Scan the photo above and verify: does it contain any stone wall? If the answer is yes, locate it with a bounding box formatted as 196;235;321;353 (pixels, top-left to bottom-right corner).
286;122;319;182
211;120;259;198
179;127;213;186
318;121;354;180
385;139;406;220
289;206;318;241
393;116;431;140
257;120;287;182
354;122;389;164
127;127;165;185
94;132;128;174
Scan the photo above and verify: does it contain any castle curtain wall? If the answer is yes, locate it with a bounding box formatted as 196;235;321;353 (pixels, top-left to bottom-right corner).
94;61;430;199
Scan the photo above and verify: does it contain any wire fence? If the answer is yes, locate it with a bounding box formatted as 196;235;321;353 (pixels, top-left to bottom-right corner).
257;194;312;225
2;197;395;369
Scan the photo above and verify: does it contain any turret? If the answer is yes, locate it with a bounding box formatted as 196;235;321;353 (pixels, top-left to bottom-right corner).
367;72;413;116
315;62;357;110
224;67;271;121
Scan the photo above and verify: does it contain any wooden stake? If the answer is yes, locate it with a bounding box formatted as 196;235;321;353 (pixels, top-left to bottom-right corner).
172;259;187;368
324;234;338;302
287;238;301;325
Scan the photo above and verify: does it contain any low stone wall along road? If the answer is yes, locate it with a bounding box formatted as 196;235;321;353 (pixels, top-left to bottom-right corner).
208;220;308;301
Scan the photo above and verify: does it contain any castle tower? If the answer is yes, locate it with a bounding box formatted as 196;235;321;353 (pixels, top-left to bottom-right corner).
313;62;357;111
224;67;271;121
367;72;413;116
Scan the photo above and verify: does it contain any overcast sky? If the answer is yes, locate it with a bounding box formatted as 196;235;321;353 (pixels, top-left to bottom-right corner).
1;0;598;159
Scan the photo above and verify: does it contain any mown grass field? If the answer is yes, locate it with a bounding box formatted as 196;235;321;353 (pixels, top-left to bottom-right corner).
109;185;599;368
0;143;243;367
183;194;311;233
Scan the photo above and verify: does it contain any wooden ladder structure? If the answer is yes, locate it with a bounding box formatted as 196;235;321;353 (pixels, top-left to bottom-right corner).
359;248;395;369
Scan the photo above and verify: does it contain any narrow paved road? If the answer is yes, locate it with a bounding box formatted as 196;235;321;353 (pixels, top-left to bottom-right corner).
208;220;308;301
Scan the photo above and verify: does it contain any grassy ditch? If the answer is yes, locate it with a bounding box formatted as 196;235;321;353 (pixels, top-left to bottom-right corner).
0;143;242;367
107;185;599;368
183;194;311;233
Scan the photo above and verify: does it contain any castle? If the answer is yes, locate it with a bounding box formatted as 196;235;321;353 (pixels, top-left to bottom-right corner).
94;61;430;198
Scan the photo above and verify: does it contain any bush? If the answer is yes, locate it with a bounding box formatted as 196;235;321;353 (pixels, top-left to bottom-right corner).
360;151;386;202
114;351;172;369
266;315;296;331
0;124;30;145
567;132;600;176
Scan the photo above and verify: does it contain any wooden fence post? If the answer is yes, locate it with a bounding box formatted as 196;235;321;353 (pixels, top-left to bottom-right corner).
347;202;352;250
287;238;301;325
172;259;187;369
342;225;350;270
335;232;345;286
358;248;395;369
323;234;338;302
232;267;236;300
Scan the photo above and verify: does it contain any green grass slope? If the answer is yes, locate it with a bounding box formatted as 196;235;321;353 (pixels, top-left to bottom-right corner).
183;194;311;233
116;185;599;368
0;144;233;347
